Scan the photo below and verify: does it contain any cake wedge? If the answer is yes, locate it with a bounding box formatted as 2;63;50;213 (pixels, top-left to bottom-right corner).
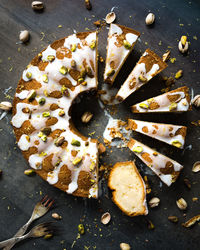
116;49;167;101
128;138;183;186
131;86;191;113
126;119;187;149
104;24;140;85
108;161;148;216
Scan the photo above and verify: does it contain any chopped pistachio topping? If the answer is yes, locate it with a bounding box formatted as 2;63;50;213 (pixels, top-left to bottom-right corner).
175;70;183;79
71;44;76;52
41;135;47;142
25;135;30;142
106;68;115;77
44;234;53;240
78;224;85;235
71;139;81;146
39;151;47;157
169;102;177;111
89;40;96;49
43;90;49;97
147;98;154;104
38;97;46;105
27;90;36;101
138;73;148;83
80;69;86;78
54;136;65;147
86;66;93;77
123;40;132;49
72;157;82;165
139;103;149;109
181;35;187;46
81;81;87;86
59;66;68;75
47;55;55;62
41;127;52;135
132;146;143;153
58;110;65;117
78;77;84;83
24;169;35;176
61;85;70;97
38;131;43;138
42;111;50;117
172;140;182;148
42;74;48;83
26;72;32;79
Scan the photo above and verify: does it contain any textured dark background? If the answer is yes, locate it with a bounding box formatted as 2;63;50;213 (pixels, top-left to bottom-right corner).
0;0;200;249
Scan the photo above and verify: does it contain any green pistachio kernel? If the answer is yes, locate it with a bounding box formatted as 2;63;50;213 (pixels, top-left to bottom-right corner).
81;81;87;86
139;103;149;109
38;52;42;58
37;131;43;138
138;73;147;83
47;55;55;62
27;90;36;101
175;70;183;79
58;110;65;117
59;66;68;75
71;60;76;68
71;44;77;52
169;102;177;111
24;169;35;176
171;140;182;148
89;40;96;50
41;135;47;142
78;224;85;235
123;40;132;49
80;69;86;78
78;77;84;83
38;97;46;105
26;72;32;79
42;111;50;117
61;85;70;97
72;157;82;165
42;74;48;83
132;146;143;153
71;139;81;147
106;68;115;77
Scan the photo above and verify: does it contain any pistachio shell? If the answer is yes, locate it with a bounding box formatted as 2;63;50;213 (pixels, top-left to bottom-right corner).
72;157;82;165
192;161;200;172
120;243;131;250
176;198;187;210
31;1;44;10
101;212;111;225
139;103;149;109
0;101;12;111
105;12;116;24
148;197;160;208
191;95;200;107
19;30;30;43
145;13;155;25
123;40;131;50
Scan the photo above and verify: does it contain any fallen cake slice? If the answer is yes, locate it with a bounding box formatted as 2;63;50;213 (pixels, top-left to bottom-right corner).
108;161;148;217
126;119;187;149
116;49;167;101
104;23;140;85
128;138;183;186
131;86;191;113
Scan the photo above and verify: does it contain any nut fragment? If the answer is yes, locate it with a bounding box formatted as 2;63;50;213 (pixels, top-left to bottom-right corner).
71;60;76;68
128;79;136;89
178;36;189;53
89;40;96;50
169;102;177;111
31;1;44;11
191;95;200;108
38;97;46;105
42;111;50;117
162;50;170;62
101;212;111;225
123;40;132;50
59;66;68;75
54;136;65;147
42;74;48;83
168;216;178;223
58;110;65;117
105;12;116;24
171;140;182;148
106;68;115;77
132;146;143;153
81;111;93;123
52;213;62;220
175;70;183;79
0;101;12;111
47;55;55;62
19;30;30;43
120;243;131;250
72;157;82;166
148;197;160;208
138;72;147;83
182;214;200;228
24;169;35;176
176;198;187;210
139;103;149;109
71;139;81;147
145;13;155;25
44;234;53;239
78;223;85;235
192;161;200;172
27;90;36;101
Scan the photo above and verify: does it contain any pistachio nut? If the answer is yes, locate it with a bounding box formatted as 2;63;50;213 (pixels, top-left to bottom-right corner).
42;111;50;117
162;50;170;62
178;36;189;53
27;90;36;101
138;73;147;83
78;223;85;235
191;95;200;108
169;102;177;111
71;44;76;52
101;212;111;225
59;66;68;75
47;55;55;62
61;85;70;97
72;157;82;165
58;110;65;117
44;234;53;240
128;79;136;89
81;81;87;86
168;216;178;223
182;214;200;228
120;243;131;250
123;40;132;50
106;68;115;77
175;70;183;79
0;101;12;111
80;69;86;78
31;1;44;11
38;97;46;105
132;146;143;153
148;197;160;208
171;140;182;148
71;60;76;68
24;169;35;176
176;198;187;210
43;89;49;97
26;72;32;79
139;103;149;109
52;213;62;220
192;161;200;173
81;111;93;123
105;12;116;24
89;40;96;50
181;36;187;46
54;136;65;147
145;13;155;25
42;74;48;83
71;139;81;147
19;30;30;43
41;134;47;142
86;66;93;77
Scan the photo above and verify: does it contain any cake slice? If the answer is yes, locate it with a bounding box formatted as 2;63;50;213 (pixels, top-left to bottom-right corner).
108;161;148;216
116;49;167;101
104;24;140;85
126;119;187;149
131;86;191;113
128;138;183;186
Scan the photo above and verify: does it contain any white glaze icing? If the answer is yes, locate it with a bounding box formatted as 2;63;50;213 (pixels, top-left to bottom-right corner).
12;32;99;198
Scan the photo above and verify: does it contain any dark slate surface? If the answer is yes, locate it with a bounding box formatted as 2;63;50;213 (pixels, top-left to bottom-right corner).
0;0;200;249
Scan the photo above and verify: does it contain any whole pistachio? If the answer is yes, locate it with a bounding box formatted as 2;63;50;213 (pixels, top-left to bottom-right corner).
145;13;155;25
0;101;12;111
19;30;30;43
52;213;62;220
31;1;44;11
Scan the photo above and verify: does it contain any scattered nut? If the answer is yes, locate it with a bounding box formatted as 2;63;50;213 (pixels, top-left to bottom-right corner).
191;95;200;108
138;73;147;83
168;216;178;223
81;111;93;123
24;169;35;176
192;161;200;172
0;101;12;111
72;157;82;166
145;13;155;25
85;0;92;10
132;146;143;153
120;243;131;250
41;127;52;136
54;136;65;147
162;50;170;62
105;12;116;24
44;233;53;239
148;197;160;208
71;60;76;68
71;139;81;147
52;213;62;220
176;198;187;210
27;90;36;101
178;36;189;53
175;70;183;79
101;212;111;225
182;214;200;228
19;30;30;43
78;223;85;235
31;1;44;11
169;102;177;111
